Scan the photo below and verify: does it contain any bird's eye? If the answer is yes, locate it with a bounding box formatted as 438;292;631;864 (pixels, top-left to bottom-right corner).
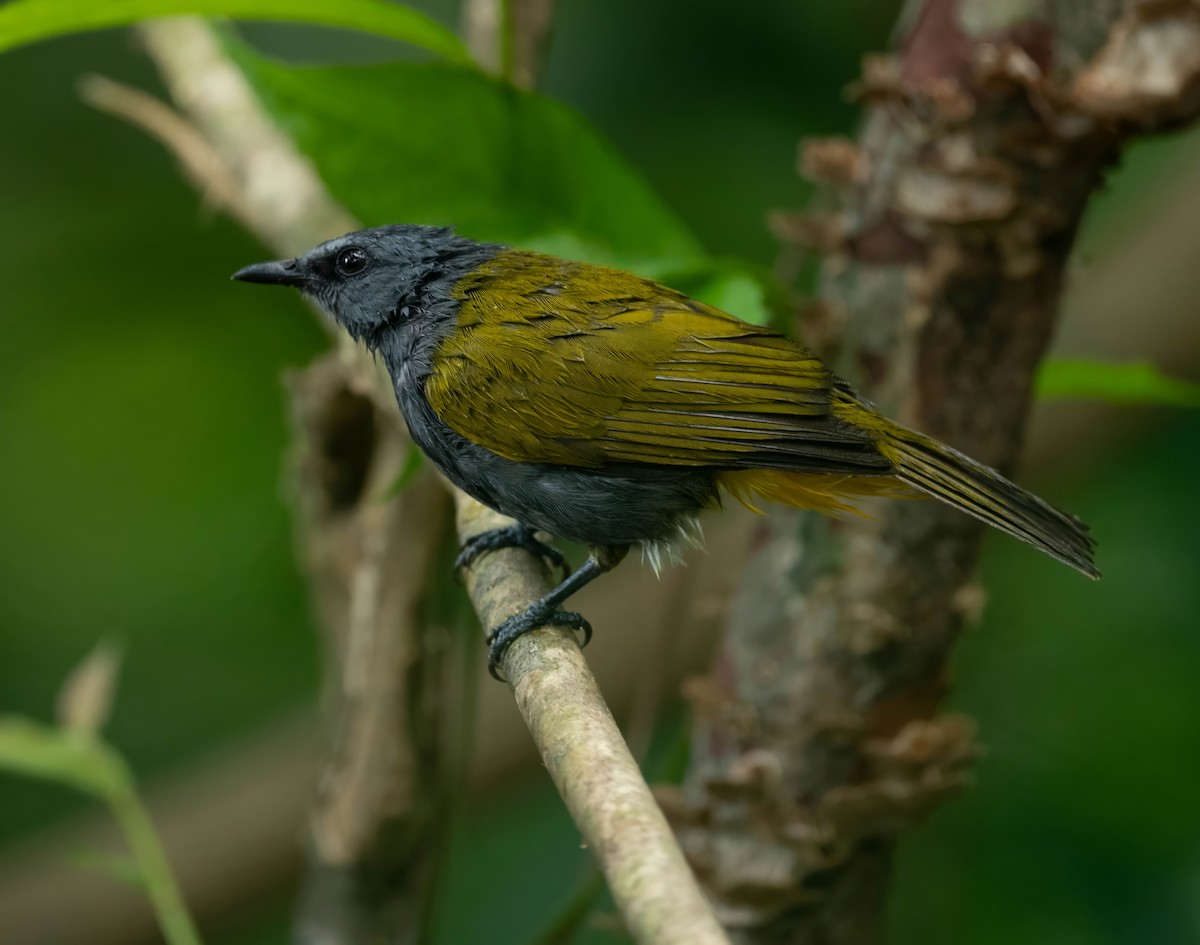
335;247;369;276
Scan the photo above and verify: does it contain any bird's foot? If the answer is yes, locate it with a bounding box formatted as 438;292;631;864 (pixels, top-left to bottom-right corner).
486;605;593;681
455;524;570;581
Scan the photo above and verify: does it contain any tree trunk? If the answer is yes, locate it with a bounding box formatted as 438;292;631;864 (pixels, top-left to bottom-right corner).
673;1;1200;941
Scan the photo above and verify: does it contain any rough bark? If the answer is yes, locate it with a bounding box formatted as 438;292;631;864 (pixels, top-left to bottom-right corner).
672;2;1200;942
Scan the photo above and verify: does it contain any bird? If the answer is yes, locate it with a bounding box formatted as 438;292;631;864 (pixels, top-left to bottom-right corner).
234;224;1098;676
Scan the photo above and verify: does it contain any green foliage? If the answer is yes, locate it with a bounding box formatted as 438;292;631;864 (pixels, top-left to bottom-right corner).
229;43;776;321
1037;359;1200;408
0;717;125;796
234;52;699;261
0;716;203;945
0;0;469;61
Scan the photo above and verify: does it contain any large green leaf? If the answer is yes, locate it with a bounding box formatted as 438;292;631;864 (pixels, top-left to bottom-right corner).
233;51;705;270
0;0;469;62
1037;359;1200;408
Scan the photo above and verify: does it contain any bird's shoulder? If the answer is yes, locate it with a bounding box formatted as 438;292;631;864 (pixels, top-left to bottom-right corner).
450;249;687;318
442;249;807;358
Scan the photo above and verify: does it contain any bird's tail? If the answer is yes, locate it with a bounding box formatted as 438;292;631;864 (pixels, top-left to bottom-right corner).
872;422;1100;579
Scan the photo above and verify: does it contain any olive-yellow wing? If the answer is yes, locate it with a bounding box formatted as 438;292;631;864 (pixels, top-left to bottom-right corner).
424;250;889;477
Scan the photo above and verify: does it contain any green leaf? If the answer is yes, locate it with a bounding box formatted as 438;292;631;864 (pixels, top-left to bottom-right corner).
0;715;202;945
232;51;704;267
1037;360;1200;408
231;49;777;320
0;715;123;796
0;0;470;62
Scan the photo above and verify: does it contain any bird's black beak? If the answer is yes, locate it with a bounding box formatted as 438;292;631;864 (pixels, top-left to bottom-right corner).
231;258;310;288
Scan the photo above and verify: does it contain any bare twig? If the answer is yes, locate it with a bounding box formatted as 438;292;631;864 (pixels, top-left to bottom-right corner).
79;73;240;214
462;0;557;88
456;495;729;945
678;1;1200;942
136;19;355;257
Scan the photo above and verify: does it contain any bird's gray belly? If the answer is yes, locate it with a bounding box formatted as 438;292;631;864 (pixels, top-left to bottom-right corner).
396;381;717;546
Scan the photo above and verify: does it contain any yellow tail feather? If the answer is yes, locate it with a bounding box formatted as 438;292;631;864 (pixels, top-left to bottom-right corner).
717;469;917;517
717;423;1099;580
873;426;1100;579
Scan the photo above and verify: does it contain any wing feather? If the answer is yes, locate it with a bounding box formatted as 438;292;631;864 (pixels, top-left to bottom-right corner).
425;251;889;474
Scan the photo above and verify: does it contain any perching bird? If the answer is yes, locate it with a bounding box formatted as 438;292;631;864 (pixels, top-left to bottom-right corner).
234;225;1098;675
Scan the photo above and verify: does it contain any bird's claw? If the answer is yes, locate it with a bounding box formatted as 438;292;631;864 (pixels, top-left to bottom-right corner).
455;524;570;582
486;608;593;681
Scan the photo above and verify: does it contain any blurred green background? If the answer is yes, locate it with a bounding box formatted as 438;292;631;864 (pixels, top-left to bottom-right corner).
1;1;1199;943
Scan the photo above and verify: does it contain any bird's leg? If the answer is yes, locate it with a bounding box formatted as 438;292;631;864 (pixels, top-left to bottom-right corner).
455;522;570;581
486;544;629;680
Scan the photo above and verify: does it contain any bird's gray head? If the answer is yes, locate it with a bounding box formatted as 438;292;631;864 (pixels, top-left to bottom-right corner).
233;224;496;349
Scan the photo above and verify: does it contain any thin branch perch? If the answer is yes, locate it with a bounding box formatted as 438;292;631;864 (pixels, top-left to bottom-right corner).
456;496;729;945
